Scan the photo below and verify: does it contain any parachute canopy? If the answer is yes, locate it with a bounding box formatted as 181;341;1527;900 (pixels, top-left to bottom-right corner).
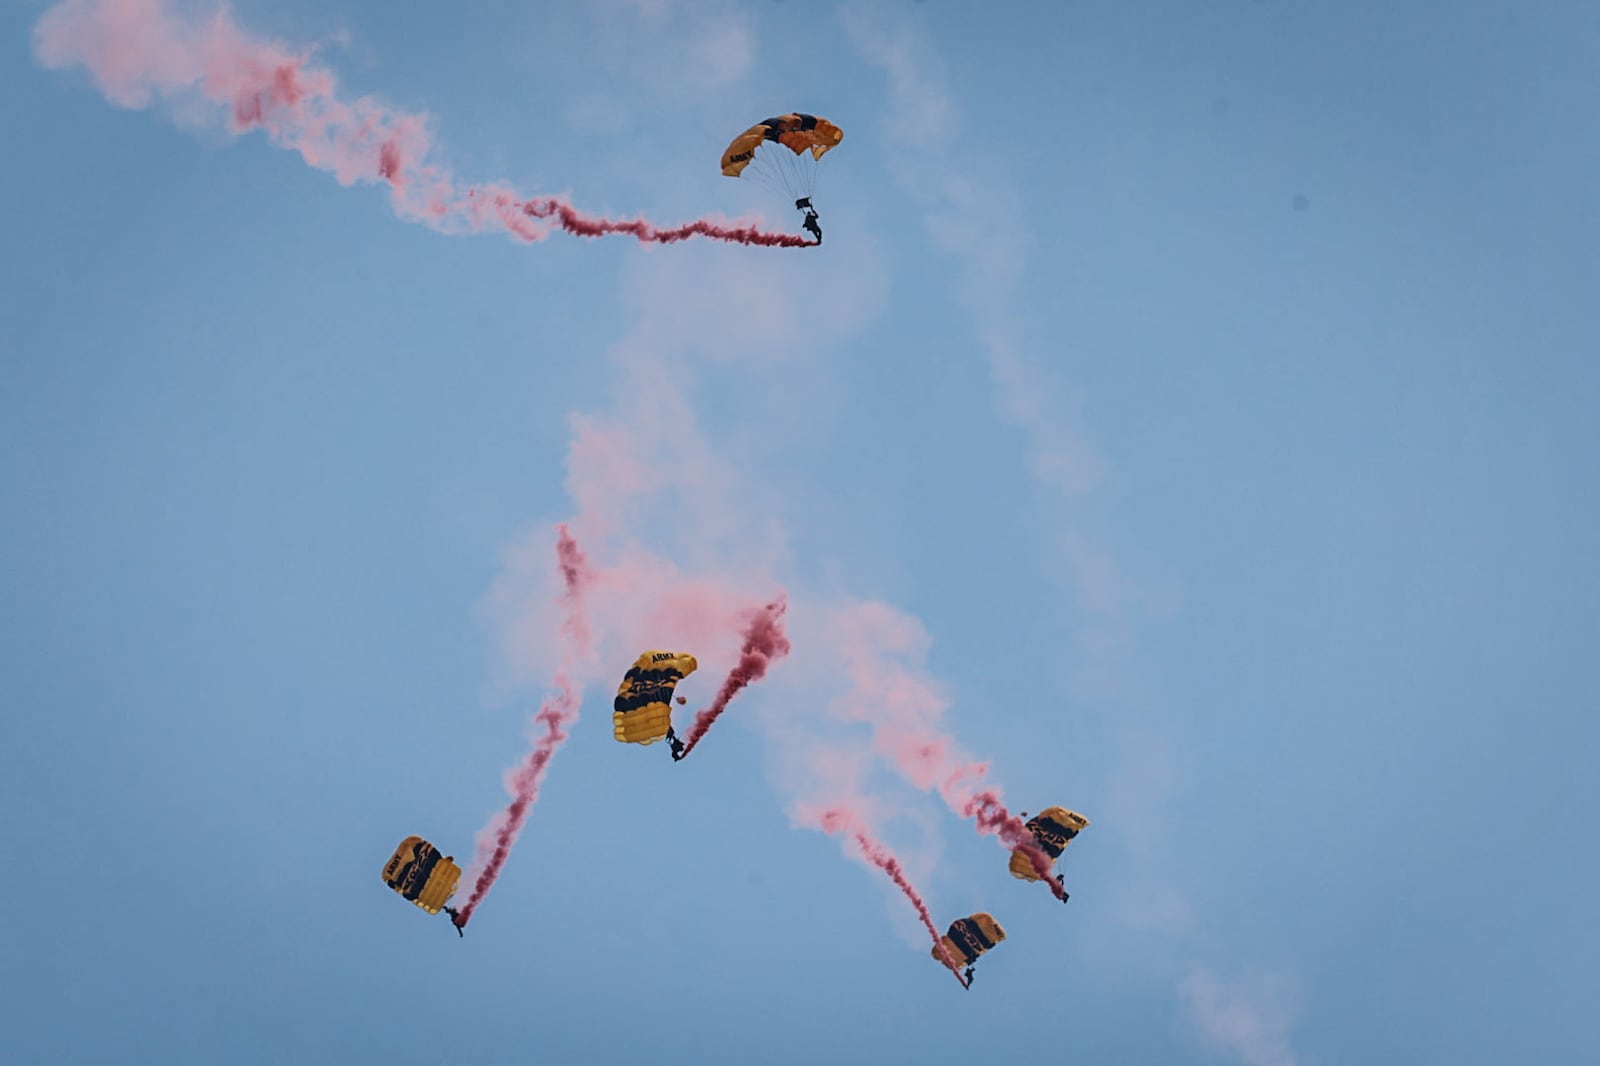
1009;807;1090;881
720;113;843;203
381;835;461;915
933;912;1007;969
613;650;698;745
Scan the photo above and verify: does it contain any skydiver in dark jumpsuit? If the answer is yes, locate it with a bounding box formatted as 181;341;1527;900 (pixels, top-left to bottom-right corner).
795;197;822;244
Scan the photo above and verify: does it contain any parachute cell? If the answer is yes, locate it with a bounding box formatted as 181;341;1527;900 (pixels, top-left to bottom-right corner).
381;835;461;915
1008;807;1090;881
613;650;699;745
933;912;1007;969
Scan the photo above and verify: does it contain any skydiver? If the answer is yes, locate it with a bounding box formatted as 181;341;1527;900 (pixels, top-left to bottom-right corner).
667;726;686;762
444;906;465;937
1057;873;1071;903
964;966;976;986
802;210;822;244
794;197;822;244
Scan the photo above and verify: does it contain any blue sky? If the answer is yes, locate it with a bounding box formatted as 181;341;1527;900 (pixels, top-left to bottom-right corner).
3;2;1597;1063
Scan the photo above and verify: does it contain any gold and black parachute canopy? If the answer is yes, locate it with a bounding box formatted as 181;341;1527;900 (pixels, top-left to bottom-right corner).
613;650;698;745
720;113;843;206
1009;806;1090;881
932;912;1007;969
381;836;461;916
720;113;844;176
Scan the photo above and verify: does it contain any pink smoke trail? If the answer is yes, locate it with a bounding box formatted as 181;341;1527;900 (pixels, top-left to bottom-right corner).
455;525;593;929
33;0;817;249
519;197;817;247
817;807;969;989
677;596;791;759
831;603;1069;902
962;788;1068;901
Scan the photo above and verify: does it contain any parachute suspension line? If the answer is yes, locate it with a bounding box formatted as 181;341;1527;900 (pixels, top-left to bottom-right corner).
772;149;799;202
781;147;815;203
750;148;813;212
742;156;783;201
810;153;830;206
738;145;810;214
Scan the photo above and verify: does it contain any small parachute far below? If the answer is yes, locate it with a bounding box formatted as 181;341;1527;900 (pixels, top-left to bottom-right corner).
381;835;464;934
933;912;1007;985
614;650;699;759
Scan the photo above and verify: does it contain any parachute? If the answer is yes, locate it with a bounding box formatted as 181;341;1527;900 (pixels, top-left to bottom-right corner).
381;835;462;918
721;113;842;242
720;113;843;183
1009;807;1090;882
614;650;699;750
933;912;1007;975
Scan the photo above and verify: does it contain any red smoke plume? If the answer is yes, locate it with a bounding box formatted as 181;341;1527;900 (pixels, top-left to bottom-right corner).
33;0;817;249
456;526;593;928
520;197;817;247
817;807;969;989
677;596;791;758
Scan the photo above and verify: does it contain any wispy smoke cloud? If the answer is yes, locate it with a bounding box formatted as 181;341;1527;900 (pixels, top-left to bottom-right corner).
1181;966;1301;1066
